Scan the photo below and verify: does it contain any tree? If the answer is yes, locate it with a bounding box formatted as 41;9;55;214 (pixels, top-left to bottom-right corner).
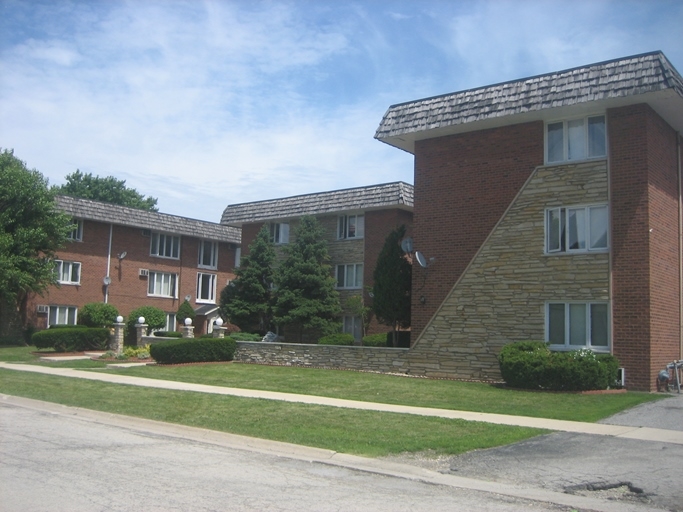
346;294;373;340
372;225;412;347
53;170;158;211
79;303;119;328
273;216;341;341
220;225;276;334
176;300;196;327
0;149;73;336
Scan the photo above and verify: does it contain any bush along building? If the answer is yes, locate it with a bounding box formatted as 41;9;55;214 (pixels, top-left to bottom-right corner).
221;182;413;342
28;196;241;335
375;51;683;391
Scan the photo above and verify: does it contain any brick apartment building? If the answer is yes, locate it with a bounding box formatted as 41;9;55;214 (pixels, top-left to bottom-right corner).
375;51;683;390
221;182;413;341
28;196;241;335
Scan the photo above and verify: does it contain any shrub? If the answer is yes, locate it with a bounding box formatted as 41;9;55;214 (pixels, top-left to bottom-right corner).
31;327;109;352
230;332;262;342
318;333;355;346
176;300;196;326
153;331;182;338
79;303;119;327
123;344;151;359
498;341;620;391
150;337;237;364
49;324;89;329
362;333;388;347
126;306;166;342
200;333;215;339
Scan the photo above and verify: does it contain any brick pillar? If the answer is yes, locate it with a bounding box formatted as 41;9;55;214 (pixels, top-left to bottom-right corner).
135;323;147;347
110;322;125;355
212;326;226;338
182;324;195;338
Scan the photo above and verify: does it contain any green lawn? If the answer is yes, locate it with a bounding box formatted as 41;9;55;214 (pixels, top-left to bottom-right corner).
0;345;664;422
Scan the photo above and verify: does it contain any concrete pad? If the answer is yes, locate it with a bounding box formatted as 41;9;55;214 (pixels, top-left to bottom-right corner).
39;355;92;362
105;362;150;369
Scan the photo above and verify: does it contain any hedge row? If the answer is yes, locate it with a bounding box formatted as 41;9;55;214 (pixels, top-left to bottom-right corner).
498;341;620;391
32;327;109;352
318;333;355;345
149;337;237;364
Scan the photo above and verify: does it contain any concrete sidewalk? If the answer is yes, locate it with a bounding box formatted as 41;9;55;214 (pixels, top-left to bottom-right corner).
1;362;681;444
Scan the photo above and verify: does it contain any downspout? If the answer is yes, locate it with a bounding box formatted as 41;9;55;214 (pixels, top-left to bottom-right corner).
678;133;682;360
105;223;113;303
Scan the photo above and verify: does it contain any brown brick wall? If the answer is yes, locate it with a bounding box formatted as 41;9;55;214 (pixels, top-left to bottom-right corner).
411;121;544;343
28;221;237;332
608;103;681;390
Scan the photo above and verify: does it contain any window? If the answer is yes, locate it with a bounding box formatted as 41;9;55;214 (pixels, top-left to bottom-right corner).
198;240;218;269
547;302;609;350
234;247;241;268
165;313;176;332
48;306;77;326
67;219;83;241
197;273;217;303
148;271;178;298
546;205;608;253
342;315;362;341
546;115;606;163
336;263;363;289
338;214;365;239
270;223;289;244
55;260;81;285
150;232;180;259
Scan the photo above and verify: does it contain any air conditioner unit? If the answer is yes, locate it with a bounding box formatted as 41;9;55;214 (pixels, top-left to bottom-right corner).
139;268;149;277
141;229;151;237
36;304;49;314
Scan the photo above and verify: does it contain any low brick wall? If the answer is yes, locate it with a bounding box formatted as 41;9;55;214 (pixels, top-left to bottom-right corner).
235;341;410;373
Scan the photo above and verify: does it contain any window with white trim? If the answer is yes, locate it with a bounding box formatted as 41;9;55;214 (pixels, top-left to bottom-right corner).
198;240;218;269
336;263;363;289
338;214;364;239
197;272;217;303
234;247;241;268
55;260;81;285
547;302;609;350
342;315;362;341
546;115;606;163
165;313;176;332
150;232;180;259
546;205;608;253
48;305;77;326
270;223;289;244
147;271;178;298
67;219;83;241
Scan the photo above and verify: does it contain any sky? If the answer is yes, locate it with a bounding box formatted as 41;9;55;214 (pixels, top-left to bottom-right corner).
1;0;682;223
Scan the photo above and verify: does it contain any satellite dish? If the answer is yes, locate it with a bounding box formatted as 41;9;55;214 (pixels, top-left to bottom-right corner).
415;251;428;268
118;251;127;260
184;295;192;302
103;276;112;286
400;237;414;253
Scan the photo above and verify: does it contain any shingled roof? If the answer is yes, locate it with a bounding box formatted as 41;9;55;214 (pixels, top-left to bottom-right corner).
221;182;413;226
56;195;240;244
376;51;683;153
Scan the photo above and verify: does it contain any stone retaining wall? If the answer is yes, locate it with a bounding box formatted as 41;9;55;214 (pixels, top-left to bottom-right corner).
235;341;410;373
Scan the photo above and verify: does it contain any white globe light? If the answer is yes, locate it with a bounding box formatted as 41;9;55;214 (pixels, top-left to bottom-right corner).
184;317;192;326
116;316;124;323
138;316;145;324
215;318;224;327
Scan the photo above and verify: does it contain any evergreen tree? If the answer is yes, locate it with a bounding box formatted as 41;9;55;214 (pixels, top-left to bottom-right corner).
372;225;412;346
176;300;196;326
273;216;341;341
220;225;276;334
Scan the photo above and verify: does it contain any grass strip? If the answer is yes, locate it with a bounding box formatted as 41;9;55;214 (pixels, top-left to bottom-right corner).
0;369;544;457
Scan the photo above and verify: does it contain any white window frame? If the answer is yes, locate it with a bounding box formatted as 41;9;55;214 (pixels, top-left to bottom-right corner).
546;302;610;351
150;232;180;259
545;114;606;164
55;260;81;285
270;223;289;244
48;305;78;326
196;272;217;303
545;204;608;254
198;240;218;269
147;271;178;298
165;313;176;332
336;263;363;289
234;247;241;268
338;214;365;240
67;219;83;241
342;315;362;341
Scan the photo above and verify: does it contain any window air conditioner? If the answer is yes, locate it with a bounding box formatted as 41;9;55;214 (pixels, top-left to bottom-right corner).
139;268;149;277
37;304;49;314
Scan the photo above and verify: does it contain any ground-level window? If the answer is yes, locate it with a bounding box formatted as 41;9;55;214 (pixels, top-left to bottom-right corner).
342;315;362;341
197;272;217;303
547;302;609;350
546;115;606;163
55;260;81;285
270;223;289;244
148;271;178;298
338;214;365;239
336;263;363;289
48;306;77;326
546;205;608;253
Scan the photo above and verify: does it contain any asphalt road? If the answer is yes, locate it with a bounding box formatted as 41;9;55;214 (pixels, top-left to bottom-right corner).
0;399;579;512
